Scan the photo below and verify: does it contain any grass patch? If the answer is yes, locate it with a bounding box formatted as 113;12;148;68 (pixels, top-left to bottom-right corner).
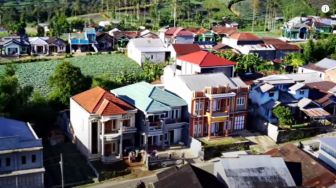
91;160;131;181
44;142;95;187
200;136;247;147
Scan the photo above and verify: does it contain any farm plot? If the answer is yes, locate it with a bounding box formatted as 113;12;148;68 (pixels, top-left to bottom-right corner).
0;54;142;95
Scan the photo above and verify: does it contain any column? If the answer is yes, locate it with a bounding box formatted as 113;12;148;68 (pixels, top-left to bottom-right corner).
101;122;105;156
119;121;123;158
208;98;213;139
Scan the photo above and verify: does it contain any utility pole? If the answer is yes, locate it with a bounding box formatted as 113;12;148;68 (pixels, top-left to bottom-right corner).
59;153;64;188
173;0;177;27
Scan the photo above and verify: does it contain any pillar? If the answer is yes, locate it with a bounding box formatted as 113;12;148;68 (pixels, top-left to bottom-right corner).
101;122;105;156
119;121;123;158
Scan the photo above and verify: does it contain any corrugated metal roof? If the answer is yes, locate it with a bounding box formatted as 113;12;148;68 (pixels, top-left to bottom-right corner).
315;58;336;70
112;82;187;113
320;137;336;150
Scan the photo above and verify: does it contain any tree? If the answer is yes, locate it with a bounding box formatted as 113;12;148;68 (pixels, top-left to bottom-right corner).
303;39;315;62
70;18;85;31
37;25;45;36
236;54;264;74
252;0;260;32
49;61;92;106
0;65;33;117
272;106;294;126
50;14;70;36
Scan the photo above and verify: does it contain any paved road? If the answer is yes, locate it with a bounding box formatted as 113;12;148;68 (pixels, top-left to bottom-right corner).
85;174;158;188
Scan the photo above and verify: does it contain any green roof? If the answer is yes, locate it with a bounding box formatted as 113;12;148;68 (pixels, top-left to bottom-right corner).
111;82;187;113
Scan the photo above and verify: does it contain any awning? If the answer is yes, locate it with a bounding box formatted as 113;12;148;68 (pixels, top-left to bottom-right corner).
302;108;330;118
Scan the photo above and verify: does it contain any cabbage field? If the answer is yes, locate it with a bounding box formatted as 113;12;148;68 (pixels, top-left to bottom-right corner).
0;54;143;94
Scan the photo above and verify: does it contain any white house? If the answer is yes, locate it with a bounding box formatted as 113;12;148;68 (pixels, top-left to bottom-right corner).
318;138;336;171
127;38;169;65
0;117;44;188
298;58;336;82
70;87;137;163
0;37;30;56
159;27;194;45
29;37;49;55
174;51;236;77
168;43;201;61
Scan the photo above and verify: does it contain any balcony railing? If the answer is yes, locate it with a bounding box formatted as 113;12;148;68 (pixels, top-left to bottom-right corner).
144;121;163;132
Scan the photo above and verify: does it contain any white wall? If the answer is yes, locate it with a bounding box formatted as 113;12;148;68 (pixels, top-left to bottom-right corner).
175;59;201;76
141;52;166;64
174;36;194;44
70;99;91;157
298;67;325;80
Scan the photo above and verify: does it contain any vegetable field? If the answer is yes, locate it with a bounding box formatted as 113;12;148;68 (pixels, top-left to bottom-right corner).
0;54;142;94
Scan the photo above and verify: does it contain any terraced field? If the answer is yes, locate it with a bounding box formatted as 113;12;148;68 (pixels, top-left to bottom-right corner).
0;54;142;95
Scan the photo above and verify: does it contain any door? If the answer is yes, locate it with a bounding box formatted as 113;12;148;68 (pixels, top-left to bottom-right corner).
91;122;98;154
169;130;174;144
104;143;112;156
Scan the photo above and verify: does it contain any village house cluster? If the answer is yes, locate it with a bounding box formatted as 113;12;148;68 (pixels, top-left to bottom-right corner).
1;14;336;188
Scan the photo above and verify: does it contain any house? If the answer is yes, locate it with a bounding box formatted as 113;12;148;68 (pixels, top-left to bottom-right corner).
70;87;137;163
249;73;325;125
0;117;44;188
266;144;336;187
282;17;310;41
152;164;224;188
127;38;169;65
163;72;248;138
0;36;30;56
159;27;194;45
262;37;301;60
174;51;236;77
109;29;140;48
305;81;336;116
213;155;296;188
96;32;117;51
212;43;233;52
318;138;336;171
139;29;159;39
68;27;98;52
298;58;336;82
186;27;217;45
46;37;66;54
29;37;49;55
222;32;276;60
168;43;201;60
111;82;189;150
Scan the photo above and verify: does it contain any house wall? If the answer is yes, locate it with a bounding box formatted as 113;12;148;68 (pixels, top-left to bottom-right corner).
288;88;309;100
249;88;279;106
174;36;194;44
200;66;234;77
4;43;23;56
276;50;300;59
175;59;201;75
298;67;325;80
0;172;44;188
325;69;336;83
0;150;43;173
70;99;91;158
141;52;166;64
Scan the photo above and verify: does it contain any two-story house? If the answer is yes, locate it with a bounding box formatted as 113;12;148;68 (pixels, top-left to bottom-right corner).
127;38;169;66
174;51;236;77
70;87;137;163
0;117;44;188
68;27;98;52
298;58;336;82
282;17;310;41
318;137;336;171
111;82;189;150
249;73;325;126
163;72;249;138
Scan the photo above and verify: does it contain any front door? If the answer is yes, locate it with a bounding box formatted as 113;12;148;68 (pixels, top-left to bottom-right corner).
169;130;174;144
104;143;112;156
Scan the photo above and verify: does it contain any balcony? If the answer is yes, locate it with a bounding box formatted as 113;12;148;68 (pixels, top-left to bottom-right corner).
206;111;229;123
144;121;163;135
121;126;137;134
161;118;188;131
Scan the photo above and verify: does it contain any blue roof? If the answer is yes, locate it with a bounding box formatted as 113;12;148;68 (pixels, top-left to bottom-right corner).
320;137;336;150
112;82;187;113
0;117;42;151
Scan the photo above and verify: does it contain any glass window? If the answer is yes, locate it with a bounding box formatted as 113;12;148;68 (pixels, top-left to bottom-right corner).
6;158;10;166
21;156;26;165
269;92;274;97
32;154;36;163
237;97;245;105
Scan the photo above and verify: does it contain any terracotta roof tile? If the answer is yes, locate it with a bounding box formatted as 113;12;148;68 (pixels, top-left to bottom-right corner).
230;32;261;41
177;51;236;67
263;37;300;51
72;87;134;116
212;26;237;36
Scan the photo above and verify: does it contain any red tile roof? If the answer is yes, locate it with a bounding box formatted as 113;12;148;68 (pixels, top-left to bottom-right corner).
185;27;208;35
230;32;261;41
165;27;194;37
177;51;236;67
72;87;134;116
305;81;336;93
263;37;300;51
172;44;201;56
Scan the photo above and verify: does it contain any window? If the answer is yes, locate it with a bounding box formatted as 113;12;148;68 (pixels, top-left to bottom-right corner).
216;100;221;111
234;116;245;130
211;123;219;133
269;92;274;97
21;156;26;165
194;101;203;115
237;97;245;106
5;158;10;166
172;109;180;119
176;65;182;70
299;90;305;95
0;158;1;167
123;120;130;127
150;55;154;59
160;135;163;141
112;142;117;153
194;124;202;137
212;100;217;111
112;120;117;130
32;154;36;163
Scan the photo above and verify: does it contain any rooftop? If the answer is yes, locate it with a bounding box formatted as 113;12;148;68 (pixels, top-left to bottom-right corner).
306;81;336;93
177;73;248;92
111;82;187;113
177;51;236;67
212;26;237;36
215;155;296;187
129;38;167;52
72;87;134;116
229;32;262;41
262;37;300;51
320;137;336;150
265;144;336;187
256;73;323;85
171;44;201;56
